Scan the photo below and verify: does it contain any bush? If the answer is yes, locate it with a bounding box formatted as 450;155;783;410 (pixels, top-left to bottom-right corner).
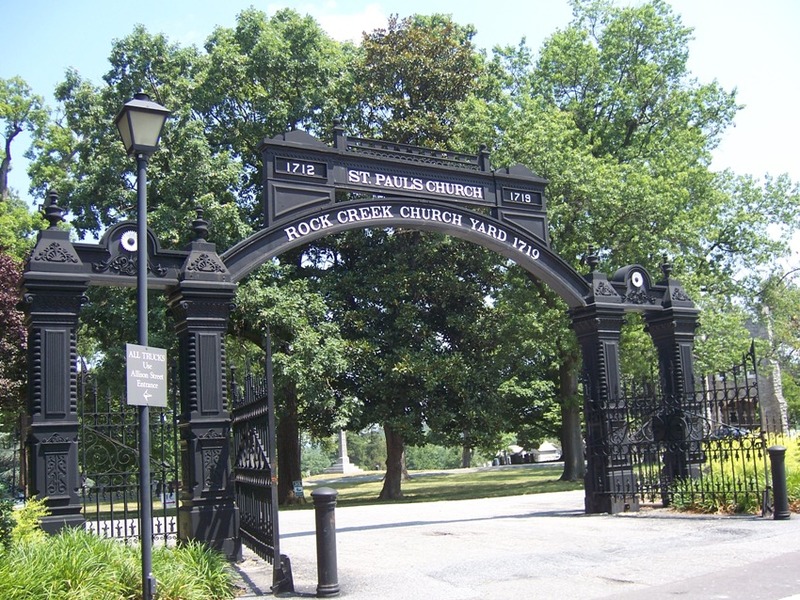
154;540;235;600
670;434;800;514
301;442;334;476
0;527;236;600
784;436;800;509
0;498;13;550
11;497;48;545
406;444;461;470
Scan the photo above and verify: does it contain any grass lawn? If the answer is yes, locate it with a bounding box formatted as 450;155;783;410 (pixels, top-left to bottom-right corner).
295;463;583;508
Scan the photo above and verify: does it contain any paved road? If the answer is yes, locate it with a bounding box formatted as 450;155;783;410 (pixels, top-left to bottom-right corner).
233;489;800;599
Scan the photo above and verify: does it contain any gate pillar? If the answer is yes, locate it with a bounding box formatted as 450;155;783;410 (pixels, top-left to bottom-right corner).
644;263;700;484
168;217;240;559
22;193;88;533
571;267;637;514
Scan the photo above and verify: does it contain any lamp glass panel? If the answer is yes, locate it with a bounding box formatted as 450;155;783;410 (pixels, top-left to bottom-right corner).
129;110;167;149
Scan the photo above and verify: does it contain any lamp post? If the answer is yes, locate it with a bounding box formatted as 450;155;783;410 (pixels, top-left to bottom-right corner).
115;93;170;600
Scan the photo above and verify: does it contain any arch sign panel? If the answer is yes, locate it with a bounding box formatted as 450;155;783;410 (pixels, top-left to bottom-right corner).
222;127;592;307
261;128;551;246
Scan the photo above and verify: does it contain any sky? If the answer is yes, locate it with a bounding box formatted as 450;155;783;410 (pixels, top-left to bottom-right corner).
2;0;799;207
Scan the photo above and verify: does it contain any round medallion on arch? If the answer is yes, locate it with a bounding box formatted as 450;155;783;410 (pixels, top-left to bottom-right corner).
120;230;138;253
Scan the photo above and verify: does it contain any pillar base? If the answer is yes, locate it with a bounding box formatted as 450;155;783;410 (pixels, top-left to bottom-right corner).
178;502;241;560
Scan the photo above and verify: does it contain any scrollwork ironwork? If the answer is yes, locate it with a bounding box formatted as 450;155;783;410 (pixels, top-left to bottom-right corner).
34;242;79;264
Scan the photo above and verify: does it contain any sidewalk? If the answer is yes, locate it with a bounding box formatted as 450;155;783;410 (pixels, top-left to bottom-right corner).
233;489;800;599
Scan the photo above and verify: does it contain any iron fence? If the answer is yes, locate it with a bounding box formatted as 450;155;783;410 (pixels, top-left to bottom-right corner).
78;362;180;544
588;346;772;511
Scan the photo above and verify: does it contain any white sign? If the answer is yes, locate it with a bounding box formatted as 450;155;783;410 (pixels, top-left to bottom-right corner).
283;203;541;261
126;343;167;407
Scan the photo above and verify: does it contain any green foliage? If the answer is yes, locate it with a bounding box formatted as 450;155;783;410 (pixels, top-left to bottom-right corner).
0;528;234;600
619;313;658;381
1;76;49;200
0;498;13;550
666;440;792;516
0;194;42;259
301;441;334;477
10;497;48;545
668;437;799;515
346;429;386;470
351;13;483;145
153;540;235;600
405;444;462;471
320;230;507;455
0;252;26;425
0;196;35;428
670;469;763;514
231;260;353;437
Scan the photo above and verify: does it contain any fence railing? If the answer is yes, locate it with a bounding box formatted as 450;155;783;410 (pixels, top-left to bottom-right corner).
588;347;773;512
78;364;180;544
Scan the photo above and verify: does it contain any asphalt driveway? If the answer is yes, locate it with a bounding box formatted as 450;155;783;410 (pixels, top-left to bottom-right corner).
234;489;800;599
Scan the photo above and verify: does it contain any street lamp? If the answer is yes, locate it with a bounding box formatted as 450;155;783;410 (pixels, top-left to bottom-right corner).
115;92;170;600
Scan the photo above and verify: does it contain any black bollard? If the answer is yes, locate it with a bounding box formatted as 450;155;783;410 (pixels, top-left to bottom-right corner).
768;446;791;520
311;487;340;597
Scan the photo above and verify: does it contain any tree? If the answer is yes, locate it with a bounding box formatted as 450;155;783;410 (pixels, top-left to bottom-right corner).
348;13;483;145
0;253;25;427
24;13;357;505
0;193;43;432
313;228;508;497
196;7;354;211
453;0;799;479
0;194;42;260
230;259;352;504
0;77;48;200
325;14;491;499
28;40;243;242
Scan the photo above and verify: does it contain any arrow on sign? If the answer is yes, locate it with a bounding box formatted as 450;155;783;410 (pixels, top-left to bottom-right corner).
143;390;152;403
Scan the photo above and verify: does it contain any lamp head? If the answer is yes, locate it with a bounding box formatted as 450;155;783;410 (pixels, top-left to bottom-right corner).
115;93;170;156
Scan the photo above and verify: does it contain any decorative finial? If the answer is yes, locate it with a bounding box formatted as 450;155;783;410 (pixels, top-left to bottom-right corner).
192;206;209;241
333;118;346;149
660;254;673;279
585;245;600;273
44;189;64;229
478;144;491;172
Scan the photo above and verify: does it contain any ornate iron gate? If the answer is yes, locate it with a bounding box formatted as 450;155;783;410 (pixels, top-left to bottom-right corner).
230;333;293;593
588;346;769;511
79;362;180;544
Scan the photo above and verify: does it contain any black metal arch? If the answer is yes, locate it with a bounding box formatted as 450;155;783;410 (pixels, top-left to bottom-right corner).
22;128;703;570
222;197;591;308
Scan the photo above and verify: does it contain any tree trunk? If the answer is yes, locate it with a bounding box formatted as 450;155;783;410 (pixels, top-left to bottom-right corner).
559;351;586;481
0;153;10;201
379;424;405;499
461;440;472;468
277;383;303;505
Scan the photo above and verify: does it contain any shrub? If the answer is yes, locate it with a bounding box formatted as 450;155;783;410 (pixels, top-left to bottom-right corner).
784;436;800;509
0;527;236;600
0;498;13;550
670;434;800;514
154;540;235;600
0;527;129;599
11;496;48;545
670;436;768;514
